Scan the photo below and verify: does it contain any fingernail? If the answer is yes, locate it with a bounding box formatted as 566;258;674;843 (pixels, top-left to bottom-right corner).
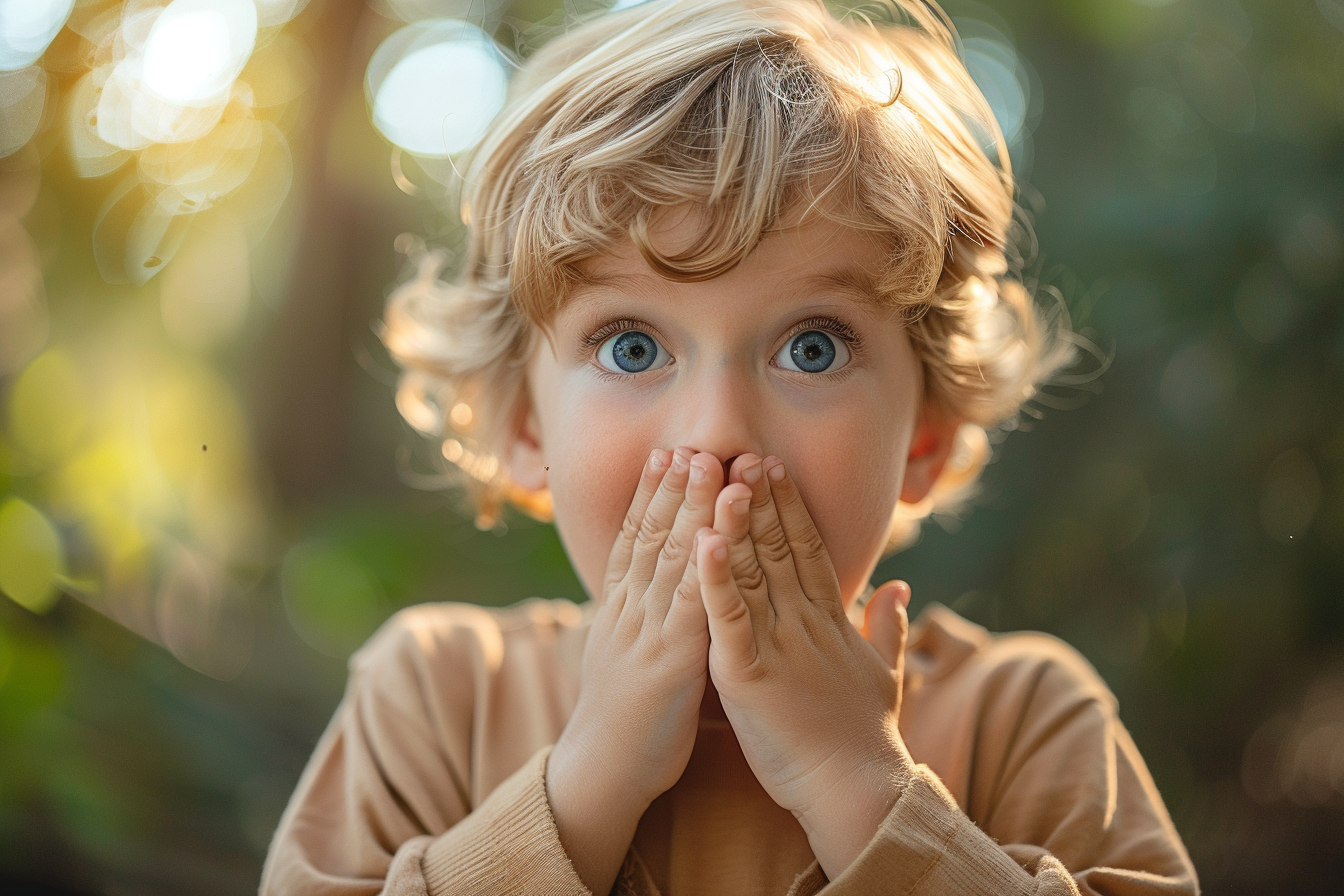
711;543;728;562
729;497;747;516
649;449;667;470
742;461;762;485
672;451;689;472
689;461;708;483
766;460;786;482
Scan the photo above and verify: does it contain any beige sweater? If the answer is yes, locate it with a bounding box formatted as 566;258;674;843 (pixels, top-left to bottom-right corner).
259;597;1198;896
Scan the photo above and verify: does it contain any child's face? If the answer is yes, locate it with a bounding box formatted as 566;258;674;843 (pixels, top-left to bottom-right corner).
509;207;951;607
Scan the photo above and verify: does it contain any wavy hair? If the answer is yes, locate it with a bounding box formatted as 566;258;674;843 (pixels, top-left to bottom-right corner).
381;0;1078;547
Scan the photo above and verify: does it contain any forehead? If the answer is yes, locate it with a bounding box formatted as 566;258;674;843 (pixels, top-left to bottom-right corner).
560;206;895;317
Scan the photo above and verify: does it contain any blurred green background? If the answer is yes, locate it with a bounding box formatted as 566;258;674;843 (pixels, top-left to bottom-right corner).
1;0;1341;892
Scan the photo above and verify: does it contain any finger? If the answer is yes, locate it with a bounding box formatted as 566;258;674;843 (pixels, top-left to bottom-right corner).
711;479;768;604
663;529;710;644
698;529;759;673
726;452;754;486
862;581;910;670
645;451;724;614
712;483;752;541
626;446;696;585
603;448;673;596
762;457;842;611
736;455;799;605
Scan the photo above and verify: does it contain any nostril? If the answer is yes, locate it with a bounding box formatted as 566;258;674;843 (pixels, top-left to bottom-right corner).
723;455;740;480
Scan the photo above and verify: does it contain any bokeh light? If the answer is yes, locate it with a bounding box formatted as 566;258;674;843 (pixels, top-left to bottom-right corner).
0;0;74;71
366;19;508;158
0;65;49;158
253;0;311;29
1;0;1343;892
1158;338;1236;430
0;496;65;614
8;350;89;468
141;0;257;106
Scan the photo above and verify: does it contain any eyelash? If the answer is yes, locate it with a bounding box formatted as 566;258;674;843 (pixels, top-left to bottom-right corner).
774;317;865;376
580;315;865;381
582;317;669;383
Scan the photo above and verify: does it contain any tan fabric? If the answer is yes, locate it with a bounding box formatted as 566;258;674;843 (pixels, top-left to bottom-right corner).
259;598;1199;896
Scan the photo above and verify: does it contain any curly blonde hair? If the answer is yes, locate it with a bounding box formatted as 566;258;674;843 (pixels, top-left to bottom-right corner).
380;0;1076;547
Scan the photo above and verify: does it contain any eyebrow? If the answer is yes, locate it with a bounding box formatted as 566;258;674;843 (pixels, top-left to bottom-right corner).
792;265;885;307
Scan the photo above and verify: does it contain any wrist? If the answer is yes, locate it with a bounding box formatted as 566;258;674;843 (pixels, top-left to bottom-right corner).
793;741;912;880
795;749;907;830
546;736;651;896
550;727;659;815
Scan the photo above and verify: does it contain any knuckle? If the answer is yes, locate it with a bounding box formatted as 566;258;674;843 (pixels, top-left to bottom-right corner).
731;557;765;592
795;530;828;564
634;513;668;549
720;596;752;628
672;577;699;607
755;526;791;563
660;528;689;561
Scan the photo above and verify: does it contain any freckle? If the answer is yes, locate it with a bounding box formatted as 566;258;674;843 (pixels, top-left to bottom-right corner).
202;445;207;452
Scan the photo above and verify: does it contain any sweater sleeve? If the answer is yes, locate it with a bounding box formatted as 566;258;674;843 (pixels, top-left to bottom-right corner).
786;635;1199;896
258;606;591;896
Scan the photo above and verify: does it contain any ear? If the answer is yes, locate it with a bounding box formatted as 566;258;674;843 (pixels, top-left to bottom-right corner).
899;399;961;506
504;388;547;492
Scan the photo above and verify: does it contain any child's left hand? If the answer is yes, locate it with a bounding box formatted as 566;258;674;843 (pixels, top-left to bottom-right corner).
694;455;915;878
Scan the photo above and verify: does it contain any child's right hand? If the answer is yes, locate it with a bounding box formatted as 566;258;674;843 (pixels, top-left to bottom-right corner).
546;446;722;892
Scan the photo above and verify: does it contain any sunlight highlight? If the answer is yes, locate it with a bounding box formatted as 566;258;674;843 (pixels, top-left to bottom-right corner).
0;0;74;71
367;19;507;158
142;0;258;106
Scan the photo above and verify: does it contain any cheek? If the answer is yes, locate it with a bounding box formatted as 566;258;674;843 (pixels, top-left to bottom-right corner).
542;384;658;599
785;412;907;597
776;367;919;600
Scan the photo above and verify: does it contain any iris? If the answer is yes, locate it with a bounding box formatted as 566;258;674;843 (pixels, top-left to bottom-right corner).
789;330;836;373
612;331;658;372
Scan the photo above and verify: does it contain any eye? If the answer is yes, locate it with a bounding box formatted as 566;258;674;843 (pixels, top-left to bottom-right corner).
597;329;671;374
774;329;851;374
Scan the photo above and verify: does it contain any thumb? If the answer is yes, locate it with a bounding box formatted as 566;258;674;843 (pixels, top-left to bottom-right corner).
862;580;910;671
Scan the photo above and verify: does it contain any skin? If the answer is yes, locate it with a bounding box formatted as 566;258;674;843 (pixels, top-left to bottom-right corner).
503;207;960;893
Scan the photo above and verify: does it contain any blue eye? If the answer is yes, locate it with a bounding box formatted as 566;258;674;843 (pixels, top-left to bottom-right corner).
597;330;671;374
775;329;850;373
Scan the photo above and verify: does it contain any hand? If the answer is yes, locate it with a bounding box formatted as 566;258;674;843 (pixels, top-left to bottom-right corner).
694;454;915;878
547;446;723;894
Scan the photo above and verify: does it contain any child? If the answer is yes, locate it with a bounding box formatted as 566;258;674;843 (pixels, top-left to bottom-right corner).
261;1;1198;893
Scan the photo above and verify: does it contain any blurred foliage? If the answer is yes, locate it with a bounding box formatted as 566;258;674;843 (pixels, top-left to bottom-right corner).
0;0;1341;893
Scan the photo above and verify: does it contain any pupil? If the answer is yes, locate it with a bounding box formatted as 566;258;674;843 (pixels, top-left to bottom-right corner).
613;331;657;373
790;330;835;373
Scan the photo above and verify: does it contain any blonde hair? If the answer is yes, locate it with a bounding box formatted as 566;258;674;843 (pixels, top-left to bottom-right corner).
381;0;1077;547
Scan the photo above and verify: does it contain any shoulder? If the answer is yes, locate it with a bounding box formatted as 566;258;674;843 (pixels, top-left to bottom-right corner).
907;603;1117;715
901;604;1126;813
348;596;593;693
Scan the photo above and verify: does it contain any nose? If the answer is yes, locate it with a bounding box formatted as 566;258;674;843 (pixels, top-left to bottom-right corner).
675;366;764;476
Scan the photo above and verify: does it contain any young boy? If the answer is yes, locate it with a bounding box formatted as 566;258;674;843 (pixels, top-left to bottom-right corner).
261;1;1199;894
